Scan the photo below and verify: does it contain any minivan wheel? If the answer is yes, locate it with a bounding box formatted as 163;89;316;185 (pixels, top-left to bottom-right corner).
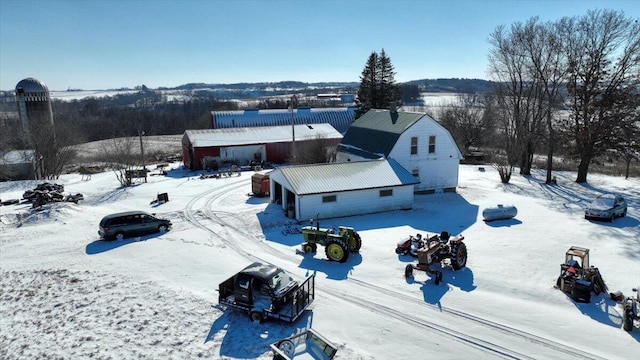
115;232;125;241
158;225;168;233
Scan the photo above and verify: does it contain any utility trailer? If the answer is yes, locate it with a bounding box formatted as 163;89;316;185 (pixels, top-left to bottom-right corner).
251;172;270;197
218;262;314;323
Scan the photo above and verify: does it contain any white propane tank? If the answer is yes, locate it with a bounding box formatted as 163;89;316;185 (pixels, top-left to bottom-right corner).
482;204;517;221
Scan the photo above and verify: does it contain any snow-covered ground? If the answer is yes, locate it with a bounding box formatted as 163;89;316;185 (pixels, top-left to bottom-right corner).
1;163;638;359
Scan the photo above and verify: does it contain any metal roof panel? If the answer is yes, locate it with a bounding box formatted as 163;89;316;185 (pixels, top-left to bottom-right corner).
276;159;419;195
185;123;342;147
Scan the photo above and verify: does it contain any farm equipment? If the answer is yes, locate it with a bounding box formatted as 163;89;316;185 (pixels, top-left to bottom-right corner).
556;246;607;303
218;262;314;323
404;231;467;284
622;286;640;332
301;217;361;263
396;233;438;257
270;328;338;360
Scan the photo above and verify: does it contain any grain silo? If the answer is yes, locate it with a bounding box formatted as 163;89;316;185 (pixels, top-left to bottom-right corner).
15;78;56;179
15;77;54;140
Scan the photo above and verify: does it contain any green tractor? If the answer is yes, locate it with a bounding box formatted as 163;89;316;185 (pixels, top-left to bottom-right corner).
301;217;361;263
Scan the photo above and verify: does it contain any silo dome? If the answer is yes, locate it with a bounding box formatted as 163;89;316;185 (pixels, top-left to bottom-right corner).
16;77;50;94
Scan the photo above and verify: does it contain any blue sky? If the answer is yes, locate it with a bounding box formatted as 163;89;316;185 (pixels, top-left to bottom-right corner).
1;0;638;91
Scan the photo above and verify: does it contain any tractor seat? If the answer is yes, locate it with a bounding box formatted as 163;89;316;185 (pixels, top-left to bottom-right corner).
439;231;450;243
567;259;582;269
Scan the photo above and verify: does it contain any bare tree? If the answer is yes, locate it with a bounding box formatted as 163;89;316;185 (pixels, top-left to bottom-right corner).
290;135;335;165
521;18;568;184
488;20;549;176
437;93;495;153
562;9;640;183
99;135;146;187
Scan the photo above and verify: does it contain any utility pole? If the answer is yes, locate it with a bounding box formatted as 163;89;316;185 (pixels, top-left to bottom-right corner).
139;130;147;183
289;95;296;163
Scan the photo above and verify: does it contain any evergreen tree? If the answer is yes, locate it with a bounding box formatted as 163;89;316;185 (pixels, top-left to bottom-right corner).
355;49;399;118
377;49;399;107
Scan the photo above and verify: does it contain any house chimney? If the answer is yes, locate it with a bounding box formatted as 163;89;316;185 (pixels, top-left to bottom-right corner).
389;101;397;113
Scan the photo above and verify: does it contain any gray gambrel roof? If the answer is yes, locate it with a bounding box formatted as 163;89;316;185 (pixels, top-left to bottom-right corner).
340;109;426;157
274;159;419;195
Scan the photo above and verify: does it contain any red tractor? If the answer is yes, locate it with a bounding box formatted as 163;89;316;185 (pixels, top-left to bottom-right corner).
404;231;467;284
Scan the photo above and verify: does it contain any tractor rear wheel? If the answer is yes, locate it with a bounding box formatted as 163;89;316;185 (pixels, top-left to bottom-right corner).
325;239;349;263
592;273;606;295
450;242;468;270
404;264;414;278
623;305;634;331
347;232;362;252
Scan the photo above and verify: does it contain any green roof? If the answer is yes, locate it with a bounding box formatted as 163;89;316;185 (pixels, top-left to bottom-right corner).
341;109;425;157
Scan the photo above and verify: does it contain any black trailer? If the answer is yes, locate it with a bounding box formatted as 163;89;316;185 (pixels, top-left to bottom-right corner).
218;262;315;323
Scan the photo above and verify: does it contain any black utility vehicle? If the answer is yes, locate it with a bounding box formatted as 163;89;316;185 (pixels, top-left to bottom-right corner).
98;211;171;241
218;262;314;323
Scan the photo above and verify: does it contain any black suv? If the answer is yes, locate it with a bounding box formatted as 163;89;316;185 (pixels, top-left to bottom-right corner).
98;211;171;240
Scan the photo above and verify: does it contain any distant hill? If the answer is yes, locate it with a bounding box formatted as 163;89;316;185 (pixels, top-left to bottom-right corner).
402;78;494;93
160;78;494;94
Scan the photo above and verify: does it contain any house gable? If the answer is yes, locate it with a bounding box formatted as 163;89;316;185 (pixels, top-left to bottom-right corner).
338;109;463;193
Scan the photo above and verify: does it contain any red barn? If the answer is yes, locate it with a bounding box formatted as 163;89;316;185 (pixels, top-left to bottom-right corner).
182;123;343;171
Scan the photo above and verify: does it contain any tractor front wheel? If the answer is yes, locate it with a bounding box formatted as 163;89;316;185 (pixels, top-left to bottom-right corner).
303;243;317;253
450;242;468;270
325;239;349;263
347;232;362;252
404;264;414;278
434;271;443;285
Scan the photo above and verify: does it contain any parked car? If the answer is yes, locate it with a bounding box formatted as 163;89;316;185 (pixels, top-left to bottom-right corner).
98;211;171;240
584;194;627;222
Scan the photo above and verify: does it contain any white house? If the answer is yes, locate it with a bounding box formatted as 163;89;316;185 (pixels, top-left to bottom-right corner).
336;109;463;193
268;159;419;221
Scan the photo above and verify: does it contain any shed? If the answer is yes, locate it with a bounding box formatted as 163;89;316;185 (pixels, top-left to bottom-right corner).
211;107;356;133
182;123;343;170
337;109;463;193
268;159;419;221
0;150;35;180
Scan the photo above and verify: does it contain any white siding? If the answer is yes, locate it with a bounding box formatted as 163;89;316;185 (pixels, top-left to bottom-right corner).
269;169;415;220
298;186;414;220
389;120;461;192
220;145;265;163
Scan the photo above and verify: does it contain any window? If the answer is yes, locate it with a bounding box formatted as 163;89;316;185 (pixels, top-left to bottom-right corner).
428;136;436;153
380;189;393;197
410;137;418;155
412;168;420;179
322;195;336;203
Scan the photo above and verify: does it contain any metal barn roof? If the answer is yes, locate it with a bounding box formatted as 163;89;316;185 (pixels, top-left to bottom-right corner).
340;109;425;158
212;107;356;133
274;159;419;195
185;123;342;148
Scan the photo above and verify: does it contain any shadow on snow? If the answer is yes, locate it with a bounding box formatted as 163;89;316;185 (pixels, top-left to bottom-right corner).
85;231;168;254
206;307;315;358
